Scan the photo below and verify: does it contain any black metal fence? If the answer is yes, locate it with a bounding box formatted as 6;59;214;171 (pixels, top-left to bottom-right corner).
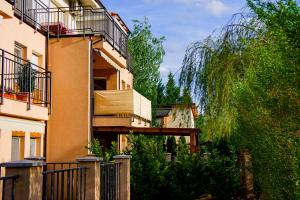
42;166;87;200
8;0;49;33
100;162;120;200
0;48;51;108
35;6;128;58
0;175;19;200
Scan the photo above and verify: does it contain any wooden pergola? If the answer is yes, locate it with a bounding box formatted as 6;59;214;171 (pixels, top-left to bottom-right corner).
93;126;200;153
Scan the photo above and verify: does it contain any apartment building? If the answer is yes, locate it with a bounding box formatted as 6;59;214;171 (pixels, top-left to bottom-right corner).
0;0;152;162
0;0;51;163
45;0;151;161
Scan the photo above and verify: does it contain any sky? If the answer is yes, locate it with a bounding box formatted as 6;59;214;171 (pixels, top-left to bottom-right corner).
101;0;247;82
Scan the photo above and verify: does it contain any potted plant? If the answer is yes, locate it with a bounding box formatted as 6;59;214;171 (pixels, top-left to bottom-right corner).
16;62;36;102
4;87;15;99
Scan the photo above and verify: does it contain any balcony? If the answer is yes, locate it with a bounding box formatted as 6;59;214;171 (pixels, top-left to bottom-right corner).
0;49;51;119
93;90;151;127
36;6;128;58
5;0;49;33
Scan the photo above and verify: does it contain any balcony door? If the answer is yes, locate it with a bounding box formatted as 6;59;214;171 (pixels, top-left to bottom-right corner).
94;78;107;91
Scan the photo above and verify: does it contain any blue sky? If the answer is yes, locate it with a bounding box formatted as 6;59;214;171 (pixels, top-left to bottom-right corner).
101;0;247;82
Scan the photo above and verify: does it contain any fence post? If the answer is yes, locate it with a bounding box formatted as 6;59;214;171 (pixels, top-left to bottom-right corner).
113;155;131;200
2;160;45;200
77;156;102;200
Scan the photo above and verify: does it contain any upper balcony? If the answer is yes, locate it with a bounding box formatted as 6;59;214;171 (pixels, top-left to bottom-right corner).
36;6;129;58
0;48;51;120
2;0;129;58
93;90;152;127
2;0;49;33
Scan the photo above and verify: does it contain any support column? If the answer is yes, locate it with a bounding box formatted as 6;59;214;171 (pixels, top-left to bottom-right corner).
2;160;44;200
113;155;131;200
77;156;102;200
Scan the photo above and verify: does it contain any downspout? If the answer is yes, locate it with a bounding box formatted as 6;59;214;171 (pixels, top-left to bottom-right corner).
89;37;94;143
44;12;50;160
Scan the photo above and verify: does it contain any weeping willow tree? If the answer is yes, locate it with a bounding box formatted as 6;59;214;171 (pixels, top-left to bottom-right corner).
180;0;300;199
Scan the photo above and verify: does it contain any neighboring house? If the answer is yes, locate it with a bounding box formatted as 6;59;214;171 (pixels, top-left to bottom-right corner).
0;0;50;163
0;0;151;162
156;104;198;143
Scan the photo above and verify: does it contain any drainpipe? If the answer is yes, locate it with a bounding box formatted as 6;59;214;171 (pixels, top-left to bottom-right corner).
89;37;94;142
44;18;50;159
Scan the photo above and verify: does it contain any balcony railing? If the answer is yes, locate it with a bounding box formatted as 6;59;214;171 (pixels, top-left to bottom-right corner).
0;49;51;108
35;6;128;58
7;0;49;33
94;90;152;122
5;0;128;58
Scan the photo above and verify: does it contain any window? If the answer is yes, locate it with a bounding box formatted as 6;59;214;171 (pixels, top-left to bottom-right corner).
11;135;24;161
30;138;36;157
14;44;24;74
30;133;41;157
94;78;107;90
11;137;20;161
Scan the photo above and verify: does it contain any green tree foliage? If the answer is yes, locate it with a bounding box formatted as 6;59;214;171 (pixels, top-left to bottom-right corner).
179;0;300;198
164;72;180;104
156;79;165;105
127;135;240;200
128;18;165;119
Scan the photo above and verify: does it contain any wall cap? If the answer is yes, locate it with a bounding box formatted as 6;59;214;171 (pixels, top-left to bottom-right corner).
77;156;103;162
113;155;132;159
25;157;46;161
1;160;45;167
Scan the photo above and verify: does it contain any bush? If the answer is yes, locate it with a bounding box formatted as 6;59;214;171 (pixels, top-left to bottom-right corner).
127;135;240;200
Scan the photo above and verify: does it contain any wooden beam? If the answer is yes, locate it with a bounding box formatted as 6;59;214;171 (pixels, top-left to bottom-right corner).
93;126;199;136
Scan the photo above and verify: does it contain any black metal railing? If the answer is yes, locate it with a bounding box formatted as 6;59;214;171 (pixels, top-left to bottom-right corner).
42;166;87;200
0;175;19;200
0;49;51;108
35;6;128;58
9;0;49;33
45;162;79;171
100;162;120;200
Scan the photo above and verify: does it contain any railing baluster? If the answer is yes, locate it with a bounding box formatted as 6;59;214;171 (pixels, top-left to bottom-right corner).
67;170;70;200
50;173;53;200
1;50;4;105
12;178;16;200
56;171;59;200
2;180;5;200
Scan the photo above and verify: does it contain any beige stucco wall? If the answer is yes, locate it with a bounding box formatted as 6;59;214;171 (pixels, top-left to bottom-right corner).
0;0;46;68
47;37;91;162
165;107;195;129
93;39;127;69
0;116;45;163
0;98;49;121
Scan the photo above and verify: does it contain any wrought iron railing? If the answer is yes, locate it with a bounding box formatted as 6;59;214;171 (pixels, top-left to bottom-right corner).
0;49;51;109
100;162;120;200
35;6;128;58
0;174;19;200
8;0;49;33
42;166;87;200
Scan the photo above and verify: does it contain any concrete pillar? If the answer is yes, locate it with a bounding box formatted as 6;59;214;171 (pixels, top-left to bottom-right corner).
77;156;102;200
2;160;44;200
113;155;131;200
